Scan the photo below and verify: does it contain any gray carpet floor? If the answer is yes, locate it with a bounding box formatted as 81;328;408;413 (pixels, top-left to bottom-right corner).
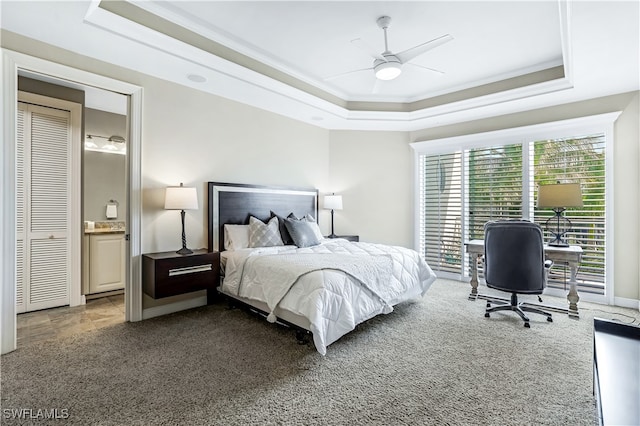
1;279;638;425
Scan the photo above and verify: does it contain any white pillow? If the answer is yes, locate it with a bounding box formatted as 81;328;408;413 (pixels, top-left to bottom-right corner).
224;224;250;251
249;216;284;248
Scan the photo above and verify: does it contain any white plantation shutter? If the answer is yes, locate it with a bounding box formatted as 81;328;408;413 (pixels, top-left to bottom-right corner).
417;127;608;295
466;144;523;239
17;102;71;311
418;152;463;274
533;134;606;292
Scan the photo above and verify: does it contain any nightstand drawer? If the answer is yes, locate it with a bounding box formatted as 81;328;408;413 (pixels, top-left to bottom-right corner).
142;249;220;299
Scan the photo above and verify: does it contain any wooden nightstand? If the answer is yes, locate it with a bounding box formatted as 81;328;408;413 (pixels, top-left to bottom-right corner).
142;249;220;304
327;235;359;242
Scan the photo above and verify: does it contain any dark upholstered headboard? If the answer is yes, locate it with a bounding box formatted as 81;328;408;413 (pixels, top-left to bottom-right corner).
207;182;318;252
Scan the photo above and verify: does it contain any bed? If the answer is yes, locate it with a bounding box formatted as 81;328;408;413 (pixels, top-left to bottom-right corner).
208;182;436;355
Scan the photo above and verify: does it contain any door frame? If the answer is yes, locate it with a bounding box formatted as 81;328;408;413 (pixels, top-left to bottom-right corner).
1;49;144;354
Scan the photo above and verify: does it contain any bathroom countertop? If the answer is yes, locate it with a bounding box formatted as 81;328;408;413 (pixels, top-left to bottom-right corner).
84;221;126;234
84;228;125;235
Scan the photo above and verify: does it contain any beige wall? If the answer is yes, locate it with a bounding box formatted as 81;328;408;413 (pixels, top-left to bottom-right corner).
327;130;411;246
141;77;331;254
84;108;127;222
613;92;640;300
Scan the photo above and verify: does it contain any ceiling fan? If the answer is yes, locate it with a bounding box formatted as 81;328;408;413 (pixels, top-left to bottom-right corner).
328;16;453;82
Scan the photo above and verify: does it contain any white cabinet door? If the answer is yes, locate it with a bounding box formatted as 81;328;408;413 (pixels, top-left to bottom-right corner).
17;102;72;312
89;233;125;293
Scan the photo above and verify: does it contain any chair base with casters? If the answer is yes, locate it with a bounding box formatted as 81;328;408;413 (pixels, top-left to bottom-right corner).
485;292;553;328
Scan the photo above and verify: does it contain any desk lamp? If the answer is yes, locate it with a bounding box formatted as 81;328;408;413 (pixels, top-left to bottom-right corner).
537;183;583;247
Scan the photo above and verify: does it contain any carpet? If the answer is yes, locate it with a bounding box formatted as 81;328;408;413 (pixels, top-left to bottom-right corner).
1;279;637;425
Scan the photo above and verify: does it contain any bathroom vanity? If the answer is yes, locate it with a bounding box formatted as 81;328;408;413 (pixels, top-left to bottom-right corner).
83;221;126;295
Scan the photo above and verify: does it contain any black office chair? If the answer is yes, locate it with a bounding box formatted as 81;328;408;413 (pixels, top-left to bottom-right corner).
483;220;553;328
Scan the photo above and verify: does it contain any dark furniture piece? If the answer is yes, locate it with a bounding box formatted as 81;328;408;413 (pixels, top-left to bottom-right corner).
483;220;553;328
208;182;318;252
142;249;220;303
327;235;359;242
593;318;640;426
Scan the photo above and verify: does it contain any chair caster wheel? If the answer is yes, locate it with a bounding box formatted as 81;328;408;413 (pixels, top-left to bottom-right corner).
486;302;491;308
485;313;490;318
547;317;553;322
524;322;530;328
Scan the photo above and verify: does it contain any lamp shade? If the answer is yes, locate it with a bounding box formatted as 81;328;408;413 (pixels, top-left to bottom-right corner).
164;185;198;210
537;183;583;208
323;195;343;210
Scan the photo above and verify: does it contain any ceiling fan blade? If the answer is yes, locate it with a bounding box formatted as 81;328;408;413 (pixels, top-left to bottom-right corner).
351;38;386;61
396;34;453;63
324;67;373;81
406;62;445;75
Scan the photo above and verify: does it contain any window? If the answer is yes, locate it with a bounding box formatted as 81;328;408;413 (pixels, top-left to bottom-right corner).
412;113;617;300
533;135;606;292
418;152;462;274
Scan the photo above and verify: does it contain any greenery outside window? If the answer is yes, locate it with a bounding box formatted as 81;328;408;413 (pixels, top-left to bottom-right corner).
412;113;618;301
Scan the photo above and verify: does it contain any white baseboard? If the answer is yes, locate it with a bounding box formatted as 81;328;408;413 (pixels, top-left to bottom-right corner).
613;296;640;310
141;295;208;320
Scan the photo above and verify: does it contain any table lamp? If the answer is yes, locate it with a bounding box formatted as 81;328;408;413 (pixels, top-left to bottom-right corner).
323;194;343;238
164;183;198;254
537;183;583;247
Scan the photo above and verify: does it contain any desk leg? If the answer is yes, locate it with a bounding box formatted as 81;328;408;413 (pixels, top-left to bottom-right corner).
567;261;580;318
469;253;480;300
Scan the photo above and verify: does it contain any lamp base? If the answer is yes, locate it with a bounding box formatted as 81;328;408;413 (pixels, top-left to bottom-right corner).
545;208;572;248
327;233;338;239
547;237;570;247
176;247;193;255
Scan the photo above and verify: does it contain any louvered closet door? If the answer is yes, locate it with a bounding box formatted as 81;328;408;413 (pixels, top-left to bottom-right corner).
16;105;26;313
17;102;72;312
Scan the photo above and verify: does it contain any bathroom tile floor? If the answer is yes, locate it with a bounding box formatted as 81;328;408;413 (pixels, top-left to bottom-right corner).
17;294;125;347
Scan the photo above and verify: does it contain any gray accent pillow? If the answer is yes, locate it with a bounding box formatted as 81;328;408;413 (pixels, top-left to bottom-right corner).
284;218;321;248
270;211;297;245
249;216;284;248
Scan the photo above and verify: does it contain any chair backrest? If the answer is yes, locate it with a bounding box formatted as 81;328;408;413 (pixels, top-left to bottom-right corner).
484;220;546;294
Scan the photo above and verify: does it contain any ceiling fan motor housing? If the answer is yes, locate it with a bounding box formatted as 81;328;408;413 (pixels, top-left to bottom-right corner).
374;54;402;80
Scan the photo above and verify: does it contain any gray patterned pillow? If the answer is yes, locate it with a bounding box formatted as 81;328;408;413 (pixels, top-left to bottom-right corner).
249;216;284;248
284;218;321;248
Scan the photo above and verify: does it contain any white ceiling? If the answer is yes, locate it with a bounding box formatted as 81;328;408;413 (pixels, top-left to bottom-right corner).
1;1;638;131
139;0;563;103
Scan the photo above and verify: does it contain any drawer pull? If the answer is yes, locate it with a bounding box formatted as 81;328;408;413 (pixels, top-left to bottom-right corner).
168;264;212;276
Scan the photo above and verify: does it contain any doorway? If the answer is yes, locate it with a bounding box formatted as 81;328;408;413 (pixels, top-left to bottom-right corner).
15;79;129;345
1;50;144;354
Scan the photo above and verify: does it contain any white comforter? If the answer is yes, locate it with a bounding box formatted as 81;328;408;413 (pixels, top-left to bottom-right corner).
221;238;436;355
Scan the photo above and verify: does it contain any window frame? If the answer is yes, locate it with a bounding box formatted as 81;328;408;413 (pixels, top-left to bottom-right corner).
411;112;620;305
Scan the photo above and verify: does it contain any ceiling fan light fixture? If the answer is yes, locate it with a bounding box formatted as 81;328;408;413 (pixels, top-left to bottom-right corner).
374;61;402;80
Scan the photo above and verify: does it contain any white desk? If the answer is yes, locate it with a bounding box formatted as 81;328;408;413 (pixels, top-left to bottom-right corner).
465;239;583;318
